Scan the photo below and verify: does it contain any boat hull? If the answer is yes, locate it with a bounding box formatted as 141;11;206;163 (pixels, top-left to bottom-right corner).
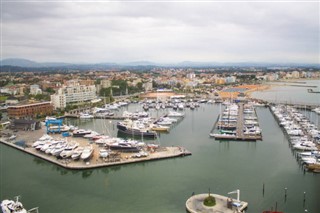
116;123;157;139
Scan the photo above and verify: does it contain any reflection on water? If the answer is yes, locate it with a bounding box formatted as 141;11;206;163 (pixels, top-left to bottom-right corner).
81;170;93;179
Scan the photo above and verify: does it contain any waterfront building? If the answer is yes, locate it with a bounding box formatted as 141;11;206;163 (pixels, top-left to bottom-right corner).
30;84;42;95
50;80;97;109
7;101;53;119
51;93;66;109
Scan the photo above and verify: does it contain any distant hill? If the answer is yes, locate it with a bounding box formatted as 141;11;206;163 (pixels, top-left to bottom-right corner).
1;58;71;67
1;58;39;67
0;58;318;70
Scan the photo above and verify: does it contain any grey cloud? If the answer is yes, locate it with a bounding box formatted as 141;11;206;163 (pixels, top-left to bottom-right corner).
2;1;319;64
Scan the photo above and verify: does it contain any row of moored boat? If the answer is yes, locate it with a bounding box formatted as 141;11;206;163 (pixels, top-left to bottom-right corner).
271;105;320;171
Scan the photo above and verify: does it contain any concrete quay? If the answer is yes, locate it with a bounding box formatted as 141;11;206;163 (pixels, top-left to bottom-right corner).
186;193;248;213
0;129;191;170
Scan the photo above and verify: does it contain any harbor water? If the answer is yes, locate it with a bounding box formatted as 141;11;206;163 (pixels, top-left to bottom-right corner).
1;103;320;213
251;79;320;104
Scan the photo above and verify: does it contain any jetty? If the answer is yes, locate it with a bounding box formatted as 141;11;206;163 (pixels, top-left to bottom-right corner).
211;103;262;141
307;89;320;93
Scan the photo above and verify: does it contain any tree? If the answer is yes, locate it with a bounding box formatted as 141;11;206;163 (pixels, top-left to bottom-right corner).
45;87;55;94
137;82;143;90
99;88;112;97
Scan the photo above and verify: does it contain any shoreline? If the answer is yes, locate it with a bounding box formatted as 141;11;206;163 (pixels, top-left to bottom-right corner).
245;84;274;98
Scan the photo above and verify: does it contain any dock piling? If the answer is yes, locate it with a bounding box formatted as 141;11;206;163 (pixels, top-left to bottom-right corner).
284;187;287;202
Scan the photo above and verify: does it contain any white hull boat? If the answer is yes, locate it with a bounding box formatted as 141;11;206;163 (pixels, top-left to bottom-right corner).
80;145;94;160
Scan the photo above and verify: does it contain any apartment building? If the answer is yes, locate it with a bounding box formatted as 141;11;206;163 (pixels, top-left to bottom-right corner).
51;80;97;109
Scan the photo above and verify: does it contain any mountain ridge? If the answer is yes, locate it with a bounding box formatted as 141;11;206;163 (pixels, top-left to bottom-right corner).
1;58;319;69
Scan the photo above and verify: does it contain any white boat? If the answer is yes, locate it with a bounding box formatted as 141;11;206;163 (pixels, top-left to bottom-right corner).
1;196;30;213
156;120;172;126
79;113;94;119
167;111;184;117
72;129;92;137
40;142;55;152
209;133;236;138
99;149;109;158
83;131;100;139
8;135;17;140
71;147;84;160
80;145;94;160
60;143;79;158
50;142;67;156
45;116;57;121
38;134;53;141
150;124;170;132
178;103;184;110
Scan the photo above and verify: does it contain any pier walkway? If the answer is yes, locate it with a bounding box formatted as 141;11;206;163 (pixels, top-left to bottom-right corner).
236;103;244;139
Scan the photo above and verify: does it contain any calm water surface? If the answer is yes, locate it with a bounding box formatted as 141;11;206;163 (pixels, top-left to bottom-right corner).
251;79;320;104
1;104;320;213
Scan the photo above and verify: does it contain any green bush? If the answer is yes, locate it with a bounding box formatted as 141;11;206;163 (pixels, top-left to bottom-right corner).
203;195;216;207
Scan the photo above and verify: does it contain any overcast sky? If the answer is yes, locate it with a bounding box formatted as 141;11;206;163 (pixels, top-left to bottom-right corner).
1;0;319;64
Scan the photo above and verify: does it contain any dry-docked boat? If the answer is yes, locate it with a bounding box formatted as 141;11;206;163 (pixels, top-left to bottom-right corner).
72;129;92;137
60;143;79;158
80;145;94;160
108;141;141;152
71;147;84;160
116;120;157;139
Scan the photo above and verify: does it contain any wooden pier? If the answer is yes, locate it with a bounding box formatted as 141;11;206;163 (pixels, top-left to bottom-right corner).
211;103;262;141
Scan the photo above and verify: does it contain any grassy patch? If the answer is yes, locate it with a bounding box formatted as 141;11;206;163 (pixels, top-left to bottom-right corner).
0;96;7;101
203;195;216;207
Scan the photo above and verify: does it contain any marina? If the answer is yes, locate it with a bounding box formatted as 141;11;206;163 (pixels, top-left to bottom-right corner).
1;103;319;212
210;102;262;141
270;105;320;172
